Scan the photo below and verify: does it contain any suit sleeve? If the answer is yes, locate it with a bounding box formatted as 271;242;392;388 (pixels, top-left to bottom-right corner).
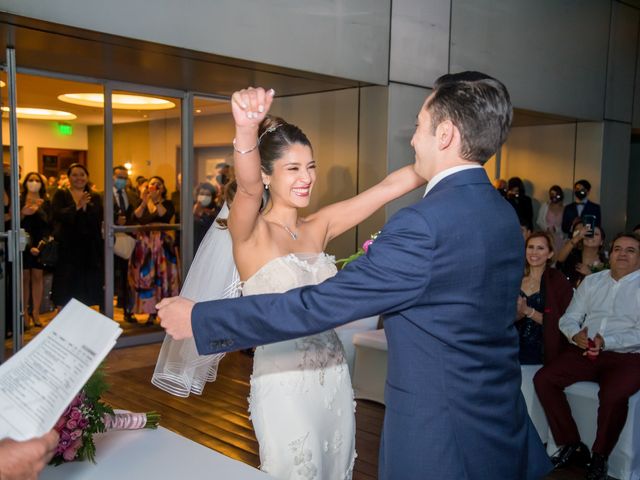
192;207;435;355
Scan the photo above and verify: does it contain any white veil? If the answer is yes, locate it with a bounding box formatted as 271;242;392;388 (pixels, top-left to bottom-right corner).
151;203;240;397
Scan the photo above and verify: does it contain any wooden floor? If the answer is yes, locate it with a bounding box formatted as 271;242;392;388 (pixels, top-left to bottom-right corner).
100;343;589;480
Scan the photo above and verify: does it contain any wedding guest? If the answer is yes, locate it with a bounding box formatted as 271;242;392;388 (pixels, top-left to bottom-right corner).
51;163;104;310
0;430;59;480
515;231;573;365
561;179;601;236
128;175;179;325
112;165;139;323
3;166;12;338
536;185;565;253
506;176;534;228
56;172;69;190
193;182;218;253
493;178;507;197
634;223;640;235
556;220;607;288
45;176;58;199
534;233;640;480
20;172;51;328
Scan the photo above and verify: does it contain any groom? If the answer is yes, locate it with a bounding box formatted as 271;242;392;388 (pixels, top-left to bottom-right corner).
158;71;552;479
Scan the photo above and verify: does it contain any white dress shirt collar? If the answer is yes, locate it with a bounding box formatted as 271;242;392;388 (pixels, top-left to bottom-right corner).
423;164;483;197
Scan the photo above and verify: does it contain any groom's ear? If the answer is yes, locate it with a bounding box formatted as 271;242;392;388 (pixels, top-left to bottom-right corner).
437;120;455;151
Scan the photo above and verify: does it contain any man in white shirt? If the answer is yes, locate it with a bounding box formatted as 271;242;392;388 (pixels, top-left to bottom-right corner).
534;233;640;480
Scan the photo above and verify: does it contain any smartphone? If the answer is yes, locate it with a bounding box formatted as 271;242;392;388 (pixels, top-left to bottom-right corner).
582;214;596;238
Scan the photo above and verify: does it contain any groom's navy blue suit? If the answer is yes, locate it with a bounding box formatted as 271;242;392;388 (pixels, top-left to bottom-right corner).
192;168;552;479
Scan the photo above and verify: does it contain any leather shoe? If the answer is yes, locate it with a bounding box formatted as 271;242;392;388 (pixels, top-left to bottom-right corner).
550;442;590;469
585;453;608;480
124;312;137;324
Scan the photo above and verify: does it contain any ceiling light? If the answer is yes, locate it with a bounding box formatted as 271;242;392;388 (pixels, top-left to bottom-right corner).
58;93;175;110
1;106;77;120
0;81;5;87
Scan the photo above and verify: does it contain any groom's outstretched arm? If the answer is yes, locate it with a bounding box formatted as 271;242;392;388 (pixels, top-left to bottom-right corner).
192;208;434;355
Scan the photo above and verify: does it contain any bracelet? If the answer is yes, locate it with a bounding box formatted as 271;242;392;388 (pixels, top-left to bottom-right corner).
233;138;258;155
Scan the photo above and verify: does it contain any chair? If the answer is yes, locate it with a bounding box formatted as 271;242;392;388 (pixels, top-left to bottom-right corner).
334;316;379;375
545;382;640;480
351;329;388;404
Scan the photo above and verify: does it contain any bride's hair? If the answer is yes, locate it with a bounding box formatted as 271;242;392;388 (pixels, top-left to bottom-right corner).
258;115;312;176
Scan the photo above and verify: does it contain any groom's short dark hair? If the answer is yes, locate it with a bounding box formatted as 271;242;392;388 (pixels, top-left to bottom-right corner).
427;71;512;165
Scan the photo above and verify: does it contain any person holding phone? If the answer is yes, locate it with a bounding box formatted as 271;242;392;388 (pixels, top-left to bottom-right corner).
561;179;601;236
50;163;104;311
556;219;607;288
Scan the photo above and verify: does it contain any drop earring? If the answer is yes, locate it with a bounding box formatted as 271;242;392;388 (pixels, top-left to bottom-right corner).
264;183;270;190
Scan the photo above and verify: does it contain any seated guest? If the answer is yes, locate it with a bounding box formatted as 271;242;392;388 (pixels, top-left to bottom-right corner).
561;179;601;236
516;232;573;365
0;430;58;479
534;233;640;480
506;176;533;229
556;220;607;288
634;223;640;236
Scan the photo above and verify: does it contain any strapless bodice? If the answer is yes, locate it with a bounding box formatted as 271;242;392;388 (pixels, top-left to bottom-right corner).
242;253;337;296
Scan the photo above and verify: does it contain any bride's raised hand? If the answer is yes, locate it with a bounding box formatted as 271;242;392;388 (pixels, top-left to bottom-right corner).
231;87;275;128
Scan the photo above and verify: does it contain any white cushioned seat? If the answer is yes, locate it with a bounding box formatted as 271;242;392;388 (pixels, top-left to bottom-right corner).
335;316;379;375
352;329;388;404
546;382;640;480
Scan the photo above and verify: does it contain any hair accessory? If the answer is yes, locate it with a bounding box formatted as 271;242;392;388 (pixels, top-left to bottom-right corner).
258;124;282;143
232;138;258;155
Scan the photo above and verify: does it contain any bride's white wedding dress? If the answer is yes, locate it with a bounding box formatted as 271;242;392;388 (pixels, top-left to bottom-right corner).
243;253;356;480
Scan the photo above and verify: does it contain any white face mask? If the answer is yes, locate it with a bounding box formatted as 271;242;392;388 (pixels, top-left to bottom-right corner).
197;194;212;207
27;180;41;193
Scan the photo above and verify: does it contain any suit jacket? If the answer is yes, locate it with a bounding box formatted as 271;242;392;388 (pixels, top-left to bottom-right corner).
113;188;140;225
561;200;601;234
541;267;573;364
192;168;551;479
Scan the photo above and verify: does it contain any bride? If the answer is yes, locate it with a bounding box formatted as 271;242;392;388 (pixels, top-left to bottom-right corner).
158;86;425;479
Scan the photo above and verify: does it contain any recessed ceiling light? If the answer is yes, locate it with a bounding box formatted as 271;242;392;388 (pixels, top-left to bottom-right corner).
58;93;175;110
0;81;5;88
195;109;202;113
1;106;77;120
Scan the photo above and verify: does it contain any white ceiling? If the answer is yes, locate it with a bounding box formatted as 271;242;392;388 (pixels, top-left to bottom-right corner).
0;72;230;126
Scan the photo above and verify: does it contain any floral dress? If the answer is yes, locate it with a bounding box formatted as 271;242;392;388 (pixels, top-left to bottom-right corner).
128;199;179;314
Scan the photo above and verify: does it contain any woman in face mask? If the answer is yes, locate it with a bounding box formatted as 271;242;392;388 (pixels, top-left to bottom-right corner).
536;185;565;254
193;182;218;253
20;172;51;328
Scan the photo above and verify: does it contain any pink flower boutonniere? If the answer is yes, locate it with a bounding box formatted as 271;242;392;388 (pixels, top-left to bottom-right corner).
336;231;380;269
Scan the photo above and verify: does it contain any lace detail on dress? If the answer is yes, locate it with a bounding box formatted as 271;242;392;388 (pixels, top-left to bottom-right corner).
243;252;356;480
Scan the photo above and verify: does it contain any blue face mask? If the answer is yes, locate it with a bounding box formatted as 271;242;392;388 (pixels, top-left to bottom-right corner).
114;178;127;190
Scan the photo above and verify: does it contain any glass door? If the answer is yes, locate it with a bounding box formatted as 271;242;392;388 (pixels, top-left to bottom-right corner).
104;84;185;345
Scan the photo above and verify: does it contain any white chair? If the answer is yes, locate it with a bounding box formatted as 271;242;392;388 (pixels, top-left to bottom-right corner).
520;364;549;443
351;329;388;404
335;316;379;375
545;382;640;480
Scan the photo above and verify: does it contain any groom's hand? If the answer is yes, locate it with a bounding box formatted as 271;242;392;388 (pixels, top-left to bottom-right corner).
156;296;195;340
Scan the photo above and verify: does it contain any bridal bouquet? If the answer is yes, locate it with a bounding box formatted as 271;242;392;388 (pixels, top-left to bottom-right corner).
336;231;380;268
50;368;160;465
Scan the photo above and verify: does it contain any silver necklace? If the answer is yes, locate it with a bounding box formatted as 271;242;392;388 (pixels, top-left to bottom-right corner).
281;224;298;240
